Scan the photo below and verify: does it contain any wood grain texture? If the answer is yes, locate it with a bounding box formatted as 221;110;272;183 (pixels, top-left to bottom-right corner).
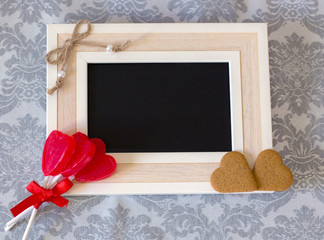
55;31;264;185
57;37;77;135
100;163;219;183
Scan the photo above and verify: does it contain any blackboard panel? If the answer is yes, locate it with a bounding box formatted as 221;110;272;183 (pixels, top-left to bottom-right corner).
88;63;232;152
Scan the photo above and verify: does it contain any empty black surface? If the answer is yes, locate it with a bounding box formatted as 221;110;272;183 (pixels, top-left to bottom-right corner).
88;63;231;152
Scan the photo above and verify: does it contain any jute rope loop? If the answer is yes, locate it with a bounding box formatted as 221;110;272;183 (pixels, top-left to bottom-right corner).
46;20;131;95
46;20;91;67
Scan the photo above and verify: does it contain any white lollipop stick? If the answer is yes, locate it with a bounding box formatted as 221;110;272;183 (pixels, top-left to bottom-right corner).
68;175;75;181
4;175;60;231
47;174;62;188
5;207;33;231
21;175;51;240
5;174;72;232
21;208;37;240
21;173;72;240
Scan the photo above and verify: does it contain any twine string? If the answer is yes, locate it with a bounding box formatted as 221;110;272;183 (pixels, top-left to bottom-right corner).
46;20;91;66
46;20;131;95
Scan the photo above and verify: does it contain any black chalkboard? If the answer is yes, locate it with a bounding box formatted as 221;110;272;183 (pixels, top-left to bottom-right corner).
88;63;232;152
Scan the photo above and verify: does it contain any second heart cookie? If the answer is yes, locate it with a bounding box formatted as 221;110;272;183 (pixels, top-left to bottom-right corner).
253;149;293;191
210;151;257;193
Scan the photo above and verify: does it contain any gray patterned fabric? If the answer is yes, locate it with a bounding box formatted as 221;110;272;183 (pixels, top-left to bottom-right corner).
0;0;323;239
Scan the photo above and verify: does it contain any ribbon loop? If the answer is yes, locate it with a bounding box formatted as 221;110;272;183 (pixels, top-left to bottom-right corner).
46;20;92;95
10;178;73;217
71;19;91;42
46;20;91;66
45;47;64;65
46;19;132;95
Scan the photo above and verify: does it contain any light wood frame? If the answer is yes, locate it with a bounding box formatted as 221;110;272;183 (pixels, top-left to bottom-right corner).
47;23;272;195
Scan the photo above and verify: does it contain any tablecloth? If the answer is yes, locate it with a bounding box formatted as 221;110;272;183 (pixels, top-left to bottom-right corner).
0;0;323;239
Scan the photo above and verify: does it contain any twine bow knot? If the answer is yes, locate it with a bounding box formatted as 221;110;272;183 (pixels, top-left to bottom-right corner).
46;20;91;95
46;20;91;66
46;19;131;95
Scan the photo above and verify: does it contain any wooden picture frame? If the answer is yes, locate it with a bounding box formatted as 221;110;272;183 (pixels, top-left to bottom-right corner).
47;23;272;195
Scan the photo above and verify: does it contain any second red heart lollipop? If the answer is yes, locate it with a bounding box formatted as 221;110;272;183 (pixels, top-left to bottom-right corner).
75;138;117;182
61;132;96;178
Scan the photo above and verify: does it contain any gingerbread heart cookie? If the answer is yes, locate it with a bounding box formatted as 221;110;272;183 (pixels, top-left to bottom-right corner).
253;149;293;191
210;151;257;193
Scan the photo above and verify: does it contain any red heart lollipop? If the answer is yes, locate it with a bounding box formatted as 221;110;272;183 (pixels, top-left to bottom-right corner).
42;130;76;176
61;132;96;178
75;138;117;182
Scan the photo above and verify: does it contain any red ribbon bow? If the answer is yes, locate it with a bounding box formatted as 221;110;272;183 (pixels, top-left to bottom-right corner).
10;178;73;217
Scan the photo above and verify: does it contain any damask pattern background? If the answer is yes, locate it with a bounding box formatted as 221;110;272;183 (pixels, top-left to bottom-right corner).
0;0;323;239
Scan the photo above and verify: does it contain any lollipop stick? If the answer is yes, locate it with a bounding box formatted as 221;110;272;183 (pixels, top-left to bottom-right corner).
3;176;49;237
5;206;33;231
47;174;62;188
69;175;75;181
21;175;50;239
21;208;37;240
4;175;58;231
4;174;63;231
43;176;50;188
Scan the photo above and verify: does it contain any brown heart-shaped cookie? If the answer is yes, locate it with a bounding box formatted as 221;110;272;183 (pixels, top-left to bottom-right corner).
210;151;257;193
253;149;293;191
